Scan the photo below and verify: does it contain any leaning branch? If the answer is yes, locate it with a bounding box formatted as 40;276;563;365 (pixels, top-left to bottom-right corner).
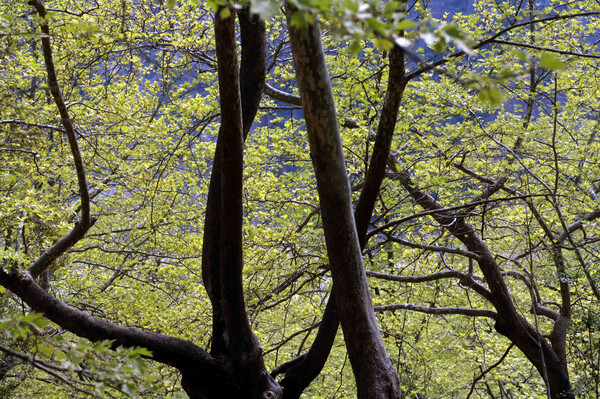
28;0;93;279
0;269;213;370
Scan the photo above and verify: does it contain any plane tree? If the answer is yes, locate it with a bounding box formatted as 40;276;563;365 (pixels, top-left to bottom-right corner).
0;0;404;397
1;0;600;398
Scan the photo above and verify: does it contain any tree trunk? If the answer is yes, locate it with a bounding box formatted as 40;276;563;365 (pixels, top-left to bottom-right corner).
277;43;408;398
286;6;401;398
208;7;281;398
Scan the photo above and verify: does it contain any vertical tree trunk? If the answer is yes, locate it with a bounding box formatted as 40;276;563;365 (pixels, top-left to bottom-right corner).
277;42;407;399
210;8;281;398
201;7;266;359
286;7;401;398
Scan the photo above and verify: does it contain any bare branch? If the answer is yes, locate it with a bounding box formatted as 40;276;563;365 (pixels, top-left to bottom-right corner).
385;235;481;260
264;83;302;106
366;269;493;302
466;344;514;399
491;39;600;59
374;303;497;318
264;83;363;130
0;119;64;132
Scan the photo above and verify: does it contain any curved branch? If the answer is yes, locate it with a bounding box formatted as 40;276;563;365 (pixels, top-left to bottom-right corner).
396;170;575;399
374;303;497;318
0;269;212;370
365;269;493;303
28;0;93;279
264;83;302;106
385;235;480;260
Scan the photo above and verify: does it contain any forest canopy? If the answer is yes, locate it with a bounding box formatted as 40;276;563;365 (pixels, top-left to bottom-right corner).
1;0;600;398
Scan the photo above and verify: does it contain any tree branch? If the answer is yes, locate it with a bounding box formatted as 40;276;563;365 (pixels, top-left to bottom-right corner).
406;11;600;80
465;344;514;399
557;209;600;245
0;269;212;370
491;39;600;59
28;0;93;279
211;7;280;397
374;303;497;318
396;170;574;398
384;235;481;260
0;119;64;132
278;7;408;397
365;269;493;303
286;4;400;396
263;83;363;130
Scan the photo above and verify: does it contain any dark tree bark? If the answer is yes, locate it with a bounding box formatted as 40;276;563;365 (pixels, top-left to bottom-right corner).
27;0;94;280
201;6;266;358
285;6;401;398
197;6;279;399
396;170;574;399
276;25;408;399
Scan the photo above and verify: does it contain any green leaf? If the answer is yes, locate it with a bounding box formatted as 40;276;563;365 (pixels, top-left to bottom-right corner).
348;39;362;56
343;0;358;13
128;347;153;357
431;36;447;53
539;52;565;71
442;23;464;39
396;19;417;30
290;10;312;28
478;86;504;107
122;382;137;397
373;38;394;51
511;49;530;62
250;0;279;20
365;18;387;35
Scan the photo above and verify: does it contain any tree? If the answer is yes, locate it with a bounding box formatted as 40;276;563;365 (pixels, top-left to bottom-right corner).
1;0;600;398
1;0;402;397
